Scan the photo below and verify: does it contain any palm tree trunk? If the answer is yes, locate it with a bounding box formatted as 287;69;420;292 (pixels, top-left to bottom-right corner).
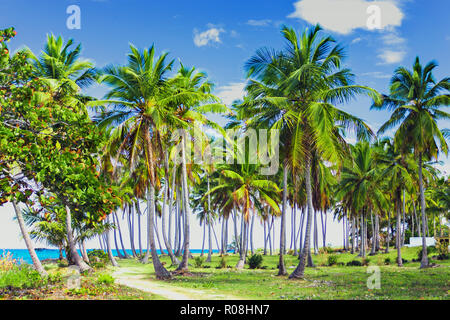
293;205;297;255
289;157;313;279
250;214;255;255
174;188;181;256
64;206;91;272
375;214;380;251
154;215;164;254
115;211;130;258
359;211;365;258
236;220;248;269
136;202;143;255
351;216;356;254
12;201;47;277
127;206;137;257
105;216;119;267
269;215;274;256
298;206;305;255
370;212;376;255
212;222;221;251
145;185;171;279
81;240;90;263
385;213;390;253
112;213;125;259
161;160;180;265
320;211;327;248
206;176;213;262
278;163;288;275
396;197;403;266
232;209;239;254
313;208;318;254
177;136;191;272
418;153;429;268
263;219;267;255
402;189;406;247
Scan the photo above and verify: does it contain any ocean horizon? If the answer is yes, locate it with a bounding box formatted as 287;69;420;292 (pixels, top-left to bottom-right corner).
0;248;221;265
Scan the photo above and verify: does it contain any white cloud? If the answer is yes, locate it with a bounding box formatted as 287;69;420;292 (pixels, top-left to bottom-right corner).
288;0;404;34
361;71;391;79
377;49;406;64
193;26;225;47
351;37;362;44
247;19;273;27
215;82;246;106
381;32;405;45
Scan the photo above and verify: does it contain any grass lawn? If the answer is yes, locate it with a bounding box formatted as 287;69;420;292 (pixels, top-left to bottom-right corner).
117;247;450;300
0;261;165;300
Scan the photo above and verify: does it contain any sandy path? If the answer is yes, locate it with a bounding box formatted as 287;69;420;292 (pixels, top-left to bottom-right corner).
112;267;241;300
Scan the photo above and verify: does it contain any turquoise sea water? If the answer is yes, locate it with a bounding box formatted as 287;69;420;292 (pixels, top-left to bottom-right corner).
0;248;220;265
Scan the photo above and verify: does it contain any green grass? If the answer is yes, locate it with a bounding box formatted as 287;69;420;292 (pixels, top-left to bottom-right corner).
117;247;450;300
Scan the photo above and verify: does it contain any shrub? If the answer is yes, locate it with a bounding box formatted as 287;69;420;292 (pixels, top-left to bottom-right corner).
346;260;362;266
327;255;338;266
88;250;108;262
0;265;45;289
194;256;205;268
417;246;437;261
248;254;263;269
217;256;227;269
384;257;391;265
96;273;115;285
318;246;334;254
436;240;449;259
362;258;371;266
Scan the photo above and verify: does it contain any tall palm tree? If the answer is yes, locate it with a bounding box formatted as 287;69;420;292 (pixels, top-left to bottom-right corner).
373;56;449;268
375;138;414;265
335;142;387;258
242;25;377;278
167;64;228;272
92;44;176;279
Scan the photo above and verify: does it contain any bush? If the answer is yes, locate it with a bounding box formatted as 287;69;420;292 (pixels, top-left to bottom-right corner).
194;256;205;268
96;273;115;285
87;250;108;268
248;254;263;269
346;260;363;266
217;256;227;269
384;257;391;265
0;265;45;289
417;246;437;261
436;240;449;259
88;250;108;262
327;255;338;266
318;247;334;254
362;258;371;266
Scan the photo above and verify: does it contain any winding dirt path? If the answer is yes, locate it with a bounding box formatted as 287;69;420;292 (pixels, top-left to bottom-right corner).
112;267;241;300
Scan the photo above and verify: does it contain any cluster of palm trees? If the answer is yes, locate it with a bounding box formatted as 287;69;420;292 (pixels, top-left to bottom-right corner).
17;24;449;280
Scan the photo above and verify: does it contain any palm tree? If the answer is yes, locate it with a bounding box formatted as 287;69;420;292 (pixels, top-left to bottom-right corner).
242;25;377;278
166;63;227;272
92;44;176;279
373;57;449;268
206;161;281;269
28;34;95;88
336;142;387;258
375;138;414;265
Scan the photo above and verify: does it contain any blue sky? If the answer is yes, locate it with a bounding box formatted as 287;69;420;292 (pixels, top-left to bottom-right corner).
1;1;448;145
0;0;449;248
